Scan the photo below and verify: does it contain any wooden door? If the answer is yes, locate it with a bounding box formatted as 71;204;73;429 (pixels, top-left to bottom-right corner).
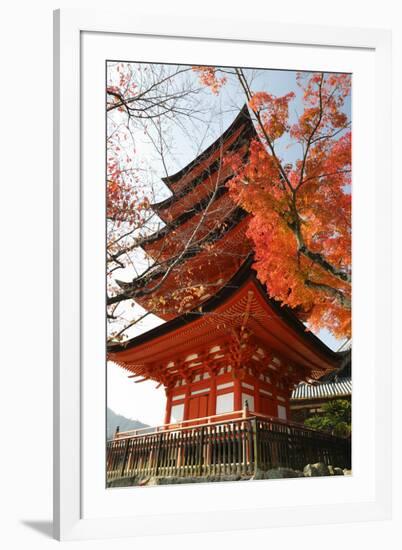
260;395;276;417
188;394;209;422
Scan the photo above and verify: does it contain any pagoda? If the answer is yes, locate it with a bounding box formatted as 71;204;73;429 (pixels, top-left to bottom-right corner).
108;105;346;429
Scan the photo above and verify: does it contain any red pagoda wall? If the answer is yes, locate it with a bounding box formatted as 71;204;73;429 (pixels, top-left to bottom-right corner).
164;362;290;426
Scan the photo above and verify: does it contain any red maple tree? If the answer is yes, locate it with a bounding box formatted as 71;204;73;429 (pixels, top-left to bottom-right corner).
195;68;351;338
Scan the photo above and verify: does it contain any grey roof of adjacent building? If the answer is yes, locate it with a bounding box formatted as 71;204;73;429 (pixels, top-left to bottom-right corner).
291;378;352;400
337;339;352;352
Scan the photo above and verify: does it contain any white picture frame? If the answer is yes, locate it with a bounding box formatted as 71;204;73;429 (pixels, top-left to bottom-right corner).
53;8;392;541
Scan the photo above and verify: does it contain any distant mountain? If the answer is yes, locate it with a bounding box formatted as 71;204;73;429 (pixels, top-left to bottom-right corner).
107;408;150;439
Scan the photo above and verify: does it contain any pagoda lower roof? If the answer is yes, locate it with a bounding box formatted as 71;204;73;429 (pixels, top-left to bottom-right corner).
115;210;250;301
123;215;252;319
108;258;345;381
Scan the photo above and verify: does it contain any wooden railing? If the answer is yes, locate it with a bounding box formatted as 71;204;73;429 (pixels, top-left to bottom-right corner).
106;412;351;483
113;409;249;439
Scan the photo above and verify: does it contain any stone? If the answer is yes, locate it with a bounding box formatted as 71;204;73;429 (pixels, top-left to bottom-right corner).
144;476;159;486
266;467;304;479
303;462;330;477
155;474;243;485
253;467;304;480
333;467;344;476
328;465;335;475
343;468;352;476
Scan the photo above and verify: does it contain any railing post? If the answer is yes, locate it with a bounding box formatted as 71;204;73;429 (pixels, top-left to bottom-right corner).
154;432;162;476
251;417;259;476
120;438;130;478
197;427;204;477
205;424;212;475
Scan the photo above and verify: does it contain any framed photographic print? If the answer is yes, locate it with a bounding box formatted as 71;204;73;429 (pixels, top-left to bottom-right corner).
54;8;392;541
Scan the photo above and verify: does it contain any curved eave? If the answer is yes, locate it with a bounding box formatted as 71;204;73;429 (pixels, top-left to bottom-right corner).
152;125;255;213
161;104;252;191
115;212;249;297
108;256;346;370
152;154;235;212
140;185;241;249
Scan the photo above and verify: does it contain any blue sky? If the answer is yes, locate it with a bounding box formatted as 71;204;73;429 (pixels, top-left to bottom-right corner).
153;67;351;195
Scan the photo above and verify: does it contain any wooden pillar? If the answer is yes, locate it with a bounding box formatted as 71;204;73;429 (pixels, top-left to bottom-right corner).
234;374;242;412
183;383;191;421
270;371;279;415
284;389;291;418
208;369;217;417
164;392;172;425
254;383;261;415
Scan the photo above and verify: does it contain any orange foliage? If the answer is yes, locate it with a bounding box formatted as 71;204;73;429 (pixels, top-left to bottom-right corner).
202;69;352;338
249;91;295;140
192;66;227;94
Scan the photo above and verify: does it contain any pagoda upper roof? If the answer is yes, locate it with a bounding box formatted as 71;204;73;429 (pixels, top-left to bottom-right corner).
115;106;258;312
139;105;256;267
139;185;242;250
150;105;256;223
109;258;346;384
160;104;253;191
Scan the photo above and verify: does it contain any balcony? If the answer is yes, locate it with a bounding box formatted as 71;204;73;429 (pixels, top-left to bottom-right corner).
106;409;351;485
